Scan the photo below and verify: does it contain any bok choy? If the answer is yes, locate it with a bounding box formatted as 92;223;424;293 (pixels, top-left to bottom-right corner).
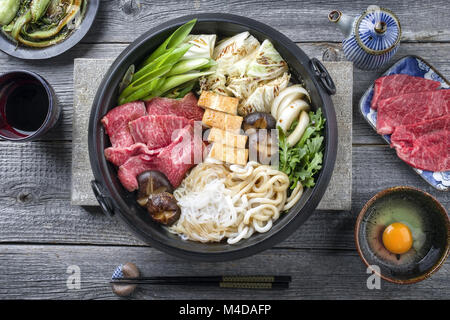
1;0;87;48
0;0;20;26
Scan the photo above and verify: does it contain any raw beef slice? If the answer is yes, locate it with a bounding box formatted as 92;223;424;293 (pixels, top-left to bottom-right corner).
145;92;204;121
104;143;161;167
118;124;204;191
390;115;450;172
377;89;450;135
101;101;146;147
128;114;194;149
371;74;441;110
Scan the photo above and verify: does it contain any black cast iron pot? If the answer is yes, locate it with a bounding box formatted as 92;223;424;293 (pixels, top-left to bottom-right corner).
89;13;338;261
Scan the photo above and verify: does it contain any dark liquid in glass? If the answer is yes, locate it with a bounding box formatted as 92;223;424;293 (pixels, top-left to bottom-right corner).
0;77;49;137
5;82;48;133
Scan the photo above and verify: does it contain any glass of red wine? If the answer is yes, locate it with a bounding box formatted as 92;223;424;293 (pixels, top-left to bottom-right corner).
0;70;60;142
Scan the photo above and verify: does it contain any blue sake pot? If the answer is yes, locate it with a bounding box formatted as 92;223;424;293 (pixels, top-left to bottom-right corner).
329;5;401;70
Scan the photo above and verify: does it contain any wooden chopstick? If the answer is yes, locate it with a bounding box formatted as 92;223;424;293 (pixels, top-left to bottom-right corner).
113;275;291;283
110;279;289;290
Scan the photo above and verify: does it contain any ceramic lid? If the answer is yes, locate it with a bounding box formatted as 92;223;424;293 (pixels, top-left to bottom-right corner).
355;6;401;55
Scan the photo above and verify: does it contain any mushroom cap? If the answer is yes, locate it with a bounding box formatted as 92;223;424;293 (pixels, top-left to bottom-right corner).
137;171;173;207
147;192;181;226
243;112;276;131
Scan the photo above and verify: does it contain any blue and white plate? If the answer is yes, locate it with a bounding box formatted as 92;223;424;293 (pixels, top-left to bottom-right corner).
359;55;450;191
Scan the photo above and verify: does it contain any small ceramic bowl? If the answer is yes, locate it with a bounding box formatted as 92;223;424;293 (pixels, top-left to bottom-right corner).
355;186;449;284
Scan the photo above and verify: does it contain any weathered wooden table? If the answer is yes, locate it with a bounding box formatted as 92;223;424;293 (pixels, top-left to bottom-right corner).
0;1;448;300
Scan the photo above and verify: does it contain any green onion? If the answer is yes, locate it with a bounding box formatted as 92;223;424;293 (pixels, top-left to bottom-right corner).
141;19;197;66
166;58;212;76
132;43;192;82
118;65;172;105
143;71;214;100
120;43;194;103
163;79;197;99
176;81;196;98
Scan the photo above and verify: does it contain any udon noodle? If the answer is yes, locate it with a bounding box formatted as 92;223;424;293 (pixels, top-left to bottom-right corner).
168;161;291;244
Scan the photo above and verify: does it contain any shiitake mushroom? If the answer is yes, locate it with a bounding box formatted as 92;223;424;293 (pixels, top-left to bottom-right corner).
243;112;278;164
137;171;173;207
248;130;277;165
243;112;276;132
147;192;181;226
136;171;180;226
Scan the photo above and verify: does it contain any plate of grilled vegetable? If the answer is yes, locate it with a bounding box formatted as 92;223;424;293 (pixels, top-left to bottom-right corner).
0;0;99;59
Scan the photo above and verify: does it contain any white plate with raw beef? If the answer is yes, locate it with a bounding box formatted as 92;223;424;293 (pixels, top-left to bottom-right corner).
359;55;450;191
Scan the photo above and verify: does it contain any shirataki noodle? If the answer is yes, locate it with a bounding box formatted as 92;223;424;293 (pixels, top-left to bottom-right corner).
168;161;291;244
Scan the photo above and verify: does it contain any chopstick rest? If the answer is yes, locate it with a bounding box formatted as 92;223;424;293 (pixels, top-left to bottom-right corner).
111;262;140;297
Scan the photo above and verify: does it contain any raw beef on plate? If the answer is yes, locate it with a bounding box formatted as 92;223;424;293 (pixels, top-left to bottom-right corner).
371;74;441;110
376;89;450;135
390;115;450;172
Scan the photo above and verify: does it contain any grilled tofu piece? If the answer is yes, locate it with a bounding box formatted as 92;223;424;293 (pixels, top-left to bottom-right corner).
209;143;248;166
207;127;248;149
202;108;243;133
198;91;239;115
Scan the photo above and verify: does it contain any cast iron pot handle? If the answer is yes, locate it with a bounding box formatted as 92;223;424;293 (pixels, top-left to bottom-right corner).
310;58;336;95
91;180;114;217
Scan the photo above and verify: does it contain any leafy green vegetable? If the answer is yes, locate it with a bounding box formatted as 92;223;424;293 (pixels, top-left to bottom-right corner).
30;0;51;22
0;0;20;26
278;109;325;190
11;9;31;40
246;39;288;81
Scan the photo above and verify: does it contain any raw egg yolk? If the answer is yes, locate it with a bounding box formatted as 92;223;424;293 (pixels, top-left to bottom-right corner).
382;222;413;254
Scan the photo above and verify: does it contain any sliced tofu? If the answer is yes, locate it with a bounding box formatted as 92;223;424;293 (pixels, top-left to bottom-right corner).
198;91;239;115
210;143;249;166
202;108;243;133
208;127;248;149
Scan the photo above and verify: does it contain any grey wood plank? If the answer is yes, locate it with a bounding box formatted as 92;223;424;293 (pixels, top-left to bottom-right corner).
82;0;450;44
0;244;448;299
0;140;447;247
1;42;449;144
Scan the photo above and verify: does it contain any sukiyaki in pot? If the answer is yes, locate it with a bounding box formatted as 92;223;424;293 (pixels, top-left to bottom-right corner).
88;13;337;261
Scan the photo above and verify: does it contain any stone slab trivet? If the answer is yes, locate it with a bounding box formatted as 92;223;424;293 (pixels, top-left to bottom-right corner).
71;59;113;205
315;61;353;210
71;59;353;210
